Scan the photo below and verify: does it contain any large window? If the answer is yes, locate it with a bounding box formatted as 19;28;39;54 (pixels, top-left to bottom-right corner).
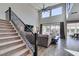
41;6;63;18
67;23;79;35
42;25;50;35
42;10;50;18
51;7;62;16
42;23;60;36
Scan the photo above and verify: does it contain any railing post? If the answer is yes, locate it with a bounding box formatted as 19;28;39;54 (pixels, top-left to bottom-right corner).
33;33;38;56
9;7;11;21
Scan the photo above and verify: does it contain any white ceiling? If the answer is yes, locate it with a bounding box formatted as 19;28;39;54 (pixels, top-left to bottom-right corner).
30;3;59;10
68;3;79;21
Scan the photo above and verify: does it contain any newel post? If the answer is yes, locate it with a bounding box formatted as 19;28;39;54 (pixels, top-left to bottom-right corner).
33;33;38;56
9;7;11;21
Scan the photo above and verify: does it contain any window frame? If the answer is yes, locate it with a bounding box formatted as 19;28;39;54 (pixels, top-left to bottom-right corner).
51;7;63;16
41;10;51;18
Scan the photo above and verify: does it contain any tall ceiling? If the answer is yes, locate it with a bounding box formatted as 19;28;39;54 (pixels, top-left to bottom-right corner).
68;3;79;21
30;3;59;10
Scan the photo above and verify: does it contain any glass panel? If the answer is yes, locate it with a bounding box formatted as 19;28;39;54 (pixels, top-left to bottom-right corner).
42;23;60;37
51;24;60;36
51;7;62;16
42;25;50;35
67;23;79;36
42;10;50;18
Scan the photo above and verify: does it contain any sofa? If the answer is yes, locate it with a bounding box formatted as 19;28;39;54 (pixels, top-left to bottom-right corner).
25;32;52;48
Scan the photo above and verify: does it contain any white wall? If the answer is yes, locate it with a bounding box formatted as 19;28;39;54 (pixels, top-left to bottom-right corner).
40;15;65;24
38;4;67;38
68;3;79;21
0;3;38;27
0;3;12;20
39;4;66;24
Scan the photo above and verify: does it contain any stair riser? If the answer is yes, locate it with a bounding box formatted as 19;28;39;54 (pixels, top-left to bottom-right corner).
0;40;23;50
0;37;20;43
0;45;26;56
0;22;10;24
0;25;12;27
0;24;12;26
0;26;13;29
21;50;30;56
0;26;13;28
0;30;16;32
0;20;9;21
0;22;11;24
0;28;14;30
0;21;9;23
0;33;18;37
0;26;14;29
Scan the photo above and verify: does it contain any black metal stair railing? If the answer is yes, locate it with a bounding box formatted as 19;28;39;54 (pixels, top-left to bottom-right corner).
5;7;38;56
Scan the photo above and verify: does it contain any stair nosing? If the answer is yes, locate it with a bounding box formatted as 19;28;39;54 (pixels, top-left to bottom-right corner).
11;48;29;56
0;29;15;30
0;36;20;40
0;32;17;35
0;39;22;46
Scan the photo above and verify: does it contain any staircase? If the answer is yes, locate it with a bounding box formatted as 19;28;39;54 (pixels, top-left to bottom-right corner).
0;20;32;56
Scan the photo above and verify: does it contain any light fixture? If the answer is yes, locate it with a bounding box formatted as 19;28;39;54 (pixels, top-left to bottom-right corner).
71;12;78;14
41;4;47;11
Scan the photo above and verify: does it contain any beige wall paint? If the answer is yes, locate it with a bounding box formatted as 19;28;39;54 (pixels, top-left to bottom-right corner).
68;3;79;21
